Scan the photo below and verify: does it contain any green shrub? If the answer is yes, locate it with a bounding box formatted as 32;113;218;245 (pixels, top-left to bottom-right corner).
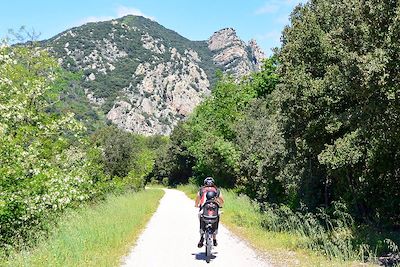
162;177;169;187
0;45;110;249
126;171;145;191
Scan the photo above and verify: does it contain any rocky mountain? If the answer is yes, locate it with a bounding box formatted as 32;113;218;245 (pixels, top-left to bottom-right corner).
43;15;265;135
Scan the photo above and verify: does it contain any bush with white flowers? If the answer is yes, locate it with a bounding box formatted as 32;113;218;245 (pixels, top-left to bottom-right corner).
0;45;107;248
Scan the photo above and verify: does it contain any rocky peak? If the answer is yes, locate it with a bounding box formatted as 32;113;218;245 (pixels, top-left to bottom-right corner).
208;28;265;79
248;39;266;70
208;28;244;51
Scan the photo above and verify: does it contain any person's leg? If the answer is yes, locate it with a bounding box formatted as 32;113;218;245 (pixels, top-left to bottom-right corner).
200;217;205;236
212;216;219;246
198;212;205;247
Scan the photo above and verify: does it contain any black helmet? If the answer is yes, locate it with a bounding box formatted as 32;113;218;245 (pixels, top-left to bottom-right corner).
206;190;217;200
204;177;215;186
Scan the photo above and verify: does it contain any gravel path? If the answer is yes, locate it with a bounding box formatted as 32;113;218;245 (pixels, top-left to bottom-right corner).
121;188;271;267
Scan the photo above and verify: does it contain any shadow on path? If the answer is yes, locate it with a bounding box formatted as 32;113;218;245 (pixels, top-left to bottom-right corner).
192;251;218;262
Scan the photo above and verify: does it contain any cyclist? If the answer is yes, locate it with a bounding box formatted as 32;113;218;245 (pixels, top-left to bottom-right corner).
195;177;224;248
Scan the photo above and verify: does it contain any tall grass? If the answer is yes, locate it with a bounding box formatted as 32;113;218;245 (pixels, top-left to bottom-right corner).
1;189;164;267
177;183;198;199
178;184;388;266
259;201;362;261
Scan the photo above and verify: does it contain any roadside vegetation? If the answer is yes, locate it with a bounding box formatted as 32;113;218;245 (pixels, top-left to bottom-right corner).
156;1;400;265
2;0;400;266
178;184;386;266
0;35;168;264
1;189;164;267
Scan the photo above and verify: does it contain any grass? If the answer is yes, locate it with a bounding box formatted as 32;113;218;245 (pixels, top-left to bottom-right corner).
177;184;377;267
1;189;164;267
177;184;197;200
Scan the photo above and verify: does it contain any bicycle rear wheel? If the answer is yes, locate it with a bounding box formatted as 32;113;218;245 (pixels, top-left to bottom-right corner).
205;231;212;263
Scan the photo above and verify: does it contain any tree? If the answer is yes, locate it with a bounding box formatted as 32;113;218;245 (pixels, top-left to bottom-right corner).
0;44;99;247
183;75;256;187
101;127;135;178
250;56;279;98
277;0;400;224
151;122;195;185
235;97;288;204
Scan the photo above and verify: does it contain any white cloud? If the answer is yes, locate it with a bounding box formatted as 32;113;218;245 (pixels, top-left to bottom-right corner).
77;6;156;26
255;3;279;15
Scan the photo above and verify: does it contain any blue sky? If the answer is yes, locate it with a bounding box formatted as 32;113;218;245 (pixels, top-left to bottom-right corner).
0;0;305;56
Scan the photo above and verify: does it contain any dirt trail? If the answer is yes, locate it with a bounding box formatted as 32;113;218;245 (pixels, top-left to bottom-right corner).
121;188;271;267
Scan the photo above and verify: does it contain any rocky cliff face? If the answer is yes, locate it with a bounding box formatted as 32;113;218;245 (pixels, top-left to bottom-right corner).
248;39;266;70
44;16;265;135
208;28;265;79
106;47;210;135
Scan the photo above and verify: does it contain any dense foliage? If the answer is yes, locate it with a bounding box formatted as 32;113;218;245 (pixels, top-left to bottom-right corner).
0;44;166;251
91;126;168;190
153;0;400;260
3;0;400;262
277;0;400;225
0;45;100;248
153;74;257;187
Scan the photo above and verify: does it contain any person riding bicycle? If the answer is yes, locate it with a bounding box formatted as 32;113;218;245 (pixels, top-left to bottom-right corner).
195;176;224;248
